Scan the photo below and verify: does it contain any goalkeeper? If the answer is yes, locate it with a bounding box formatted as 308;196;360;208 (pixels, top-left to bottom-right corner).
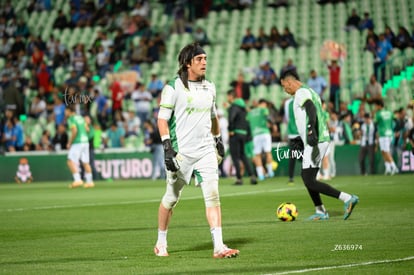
153;43;239;259
280;69;359;221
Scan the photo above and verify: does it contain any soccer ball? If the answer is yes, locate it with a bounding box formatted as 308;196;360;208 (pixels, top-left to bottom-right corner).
276;202;298;221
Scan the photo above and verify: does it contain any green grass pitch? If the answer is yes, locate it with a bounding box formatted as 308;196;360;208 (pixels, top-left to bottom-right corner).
1;175;413;274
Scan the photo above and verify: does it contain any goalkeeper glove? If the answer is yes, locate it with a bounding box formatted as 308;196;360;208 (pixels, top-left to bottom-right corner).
307;125;318;147
162;139;180;172
214;135;225;164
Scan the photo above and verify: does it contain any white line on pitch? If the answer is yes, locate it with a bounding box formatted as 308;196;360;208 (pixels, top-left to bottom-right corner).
263;256;414;275
2;187;301;213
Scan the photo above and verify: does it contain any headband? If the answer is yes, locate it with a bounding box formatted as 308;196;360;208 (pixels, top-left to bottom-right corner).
192;45;206;58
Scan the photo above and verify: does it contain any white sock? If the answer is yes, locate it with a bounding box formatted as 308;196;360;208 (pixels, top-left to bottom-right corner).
211;227;224;251
85;173;93;183
385;162;391;172
266;163;273;175
339;192;352;202
256;167;264;178
323;169;329;177
391;162;398;171
157;229;168;246
73;173;81;182
315;205;326;214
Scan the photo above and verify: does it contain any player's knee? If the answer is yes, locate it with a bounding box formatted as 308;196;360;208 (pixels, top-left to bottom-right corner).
203;180;221;208
161;194;180;210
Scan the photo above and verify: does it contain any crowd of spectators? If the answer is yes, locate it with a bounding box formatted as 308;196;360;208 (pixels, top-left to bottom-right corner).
240;26;297;51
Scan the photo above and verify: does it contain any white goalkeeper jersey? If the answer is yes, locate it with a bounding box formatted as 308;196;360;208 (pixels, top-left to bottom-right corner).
158;76;217;158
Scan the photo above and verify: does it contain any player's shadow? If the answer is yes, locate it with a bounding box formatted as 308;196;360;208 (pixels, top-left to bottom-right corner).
327;210;343;217
173;237;255;253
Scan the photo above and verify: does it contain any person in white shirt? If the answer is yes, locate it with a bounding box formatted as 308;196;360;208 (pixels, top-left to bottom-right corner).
154;43;239;259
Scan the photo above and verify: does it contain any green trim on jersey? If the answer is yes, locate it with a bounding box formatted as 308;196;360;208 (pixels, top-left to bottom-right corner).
168;111;178;151
287;99;299;135
166;76;179;89
194;170;203;185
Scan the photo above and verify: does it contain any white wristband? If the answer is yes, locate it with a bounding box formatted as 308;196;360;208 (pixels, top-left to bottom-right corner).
213;134;221;138
161;134;170;142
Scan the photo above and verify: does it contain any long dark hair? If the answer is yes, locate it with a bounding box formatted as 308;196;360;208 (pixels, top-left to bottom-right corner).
177;42;205;89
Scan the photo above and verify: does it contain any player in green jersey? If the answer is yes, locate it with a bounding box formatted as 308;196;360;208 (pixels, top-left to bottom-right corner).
247;99;275;181
280;69;358;220
373;99;399;175
65;106;94;188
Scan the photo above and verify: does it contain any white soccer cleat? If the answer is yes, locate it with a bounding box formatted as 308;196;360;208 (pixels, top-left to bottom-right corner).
69;180;83;189
154;244;169;257
83;182;95;188
213;245;239;259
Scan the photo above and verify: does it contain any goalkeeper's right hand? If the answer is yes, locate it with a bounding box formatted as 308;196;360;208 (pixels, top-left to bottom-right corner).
162;139;180;172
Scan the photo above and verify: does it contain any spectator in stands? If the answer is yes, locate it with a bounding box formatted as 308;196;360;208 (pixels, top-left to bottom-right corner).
125;109;141;137
143;119;165;180
110;76;124;119
5;18;17;38
147;73;164;99
172;2;186;34
52;123;68;151
96;45;110;78
280;58;297;77
0;37;12;58
129;38;149;64
345;9;360;31
230;72;251;103
364;36;377;56
29;95;47;119
1;73;24;116
131;1;150;18
2;1;15;20
37;129;52;151
10;35;26;60
193;26;209;46
384;25;395;45
252;61;278;86
93;88;109;130
105;122;125;148
36;63;51;93
131;82;152;127
53;9;68;29
2;118;16;152
327;59;341;111
374;33;393;84
113;28;127;60
279;27;297;49
363;74;382;102
147;39;161;63
23;136;36;151
240;28;256;51
71;43;87;76
394;26;411;50
52;93;66;127
359;12;374;31
255;27;269;50
307;69;327;98
153;32;166;56
69;7;81;28
268;26;281;48
15;18;29;38
31;45;44;69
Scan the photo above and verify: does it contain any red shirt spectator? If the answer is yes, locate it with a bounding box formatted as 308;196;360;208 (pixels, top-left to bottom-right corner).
36;63;50;92
32;46;44;68
111;78;123;112
328;61;341;85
